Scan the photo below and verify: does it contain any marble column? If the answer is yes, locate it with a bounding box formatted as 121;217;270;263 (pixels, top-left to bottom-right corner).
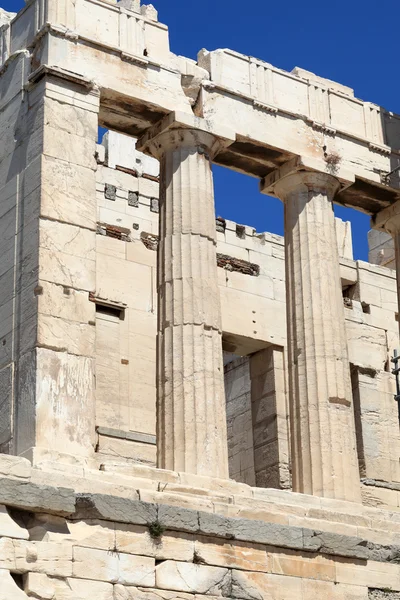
140;126;229;478
274;171;361;502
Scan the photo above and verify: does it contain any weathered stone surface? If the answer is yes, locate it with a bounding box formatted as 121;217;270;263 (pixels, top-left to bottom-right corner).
0;570;30;600
73;546;155;585
198;512;234;539
367;543;400;564
0;478;75;514
267;171;361;503
233;519;304;550
155;561;231;595
74;494;157;524
114;587;192;600
13;539;73;577
369;592;400;599
303;530;369;559
51;577;113;600
0;505;29;539
139;121;231;479
158;504;199;533
24;572;55;600
0;455;31;480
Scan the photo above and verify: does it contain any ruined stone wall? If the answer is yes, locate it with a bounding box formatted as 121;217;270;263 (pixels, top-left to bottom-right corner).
1;454;400;600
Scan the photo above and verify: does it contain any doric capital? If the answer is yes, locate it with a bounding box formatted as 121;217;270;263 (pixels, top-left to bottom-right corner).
266;170;340;202
261;155;353;201
372;200;400;236
137;110;235;160
274;171;340;201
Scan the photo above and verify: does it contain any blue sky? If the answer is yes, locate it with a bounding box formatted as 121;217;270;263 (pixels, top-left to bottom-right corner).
3;0;397;260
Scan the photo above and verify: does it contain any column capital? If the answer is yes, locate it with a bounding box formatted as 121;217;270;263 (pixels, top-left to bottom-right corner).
273;171;340;201
260;155;354;199
372;200;400;236
137;110;235;160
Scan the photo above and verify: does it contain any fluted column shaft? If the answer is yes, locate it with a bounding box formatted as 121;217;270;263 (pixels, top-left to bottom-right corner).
276;172;361;502
151;129;229;478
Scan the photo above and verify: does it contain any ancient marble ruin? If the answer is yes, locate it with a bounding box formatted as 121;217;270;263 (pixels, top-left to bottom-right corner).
0;0;400;598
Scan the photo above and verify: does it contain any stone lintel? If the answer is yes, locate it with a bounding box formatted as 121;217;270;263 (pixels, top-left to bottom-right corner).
260;155;356;197
137;110;236;158
27;64;96;91
371;199;400;235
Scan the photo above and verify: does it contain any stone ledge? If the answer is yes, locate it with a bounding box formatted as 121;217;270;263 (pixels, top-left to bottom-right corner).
71;493;375;562
0;478;75;515
0;476;399;565
0;455;31;480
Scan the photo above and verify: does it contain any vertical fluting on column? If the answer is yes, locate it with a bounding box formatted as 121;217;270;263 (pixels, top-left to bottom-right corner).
154;129;229;478
276;172;361;502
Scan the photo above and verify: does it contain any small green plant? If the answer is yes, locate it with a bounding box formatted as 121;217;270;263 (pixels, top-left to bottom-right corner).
148;520;165;539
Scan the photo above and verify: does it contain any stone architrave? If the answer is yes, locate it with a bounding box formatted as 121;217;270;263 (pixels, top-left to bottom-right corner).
269;171;361;502
138;113;234;478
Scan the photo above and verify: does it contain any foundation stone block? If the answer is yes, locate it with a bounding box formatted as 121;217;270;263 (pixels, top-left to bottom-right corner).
0;478;75;514
0;505;29;539
0;455;31;479
74;494;157;524
155;561;231;595
0;570;30;600
24;573;55;599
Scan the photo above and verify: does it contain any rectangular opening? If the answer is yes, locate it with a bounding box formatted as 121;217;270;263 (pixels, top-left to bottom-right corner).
95;303;124;320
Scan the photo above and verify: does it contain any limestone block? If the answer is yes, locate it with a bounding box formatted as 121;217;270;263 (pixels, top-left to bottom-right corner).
0;454;31;479
0;477;75;514
74;494;157;525
73;546;155;586
63;519;115;549
0;570;29;600
38;282;94;324
346;321;388;370
37;314;95;356
220;287;287;347
39;220;95;292
24;573;55;600
194;537;269;572
0;538;15;570
0;505;29;539
335;217;353;260
126;238;157;267
335;561;400;591
155;561;230;595
116;525;195;561
13;540;73;577
114;587;192;600
158;504;200;534
141;5;158;21
332;584;369;600
35;348;95;458
96;253;153;310
303;530;369;559
231;570;302;600
51;578;113;600
104;131;159;177
270;551;335;582
40;155;97;229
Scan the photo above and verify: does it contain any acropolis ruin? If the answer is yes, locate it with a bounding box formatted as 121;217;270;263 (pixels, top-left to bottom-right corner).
0;0;400;598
